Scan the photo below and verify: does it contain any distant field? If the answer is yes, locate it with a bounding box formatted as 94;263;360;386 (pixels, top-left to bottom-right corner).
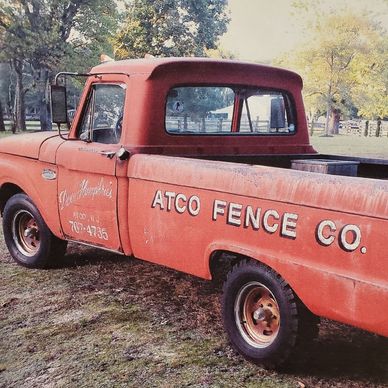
311;134;388;159
1;121;41;138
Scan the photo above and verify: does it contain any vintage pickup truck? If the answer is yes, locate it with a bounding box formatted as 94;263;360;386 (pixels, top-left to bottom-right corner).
0;58;387;368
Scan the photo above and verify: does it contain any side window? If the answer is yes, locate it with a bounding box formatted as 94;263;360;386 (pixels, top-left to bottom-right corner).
78;84;126;144
241;91;295;133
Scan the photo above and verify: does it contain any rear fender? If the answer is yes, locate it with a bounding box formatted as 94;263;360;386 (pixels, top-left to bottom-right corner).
205;241;294;286
205;241;388;338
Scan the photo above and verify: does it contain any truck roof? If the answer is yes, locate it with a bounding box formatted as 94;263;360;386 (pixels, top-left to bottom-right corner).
91;57;303;87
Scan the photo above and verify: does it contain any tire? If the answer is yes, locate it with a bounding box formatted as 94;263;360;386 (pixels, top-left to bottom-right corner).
222;259;316;369
2;193;67;268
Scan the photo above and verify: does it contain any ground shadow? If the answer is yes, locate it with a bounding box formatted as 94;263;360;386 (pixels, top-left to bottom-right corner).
50;242;129;269
287;321;388;384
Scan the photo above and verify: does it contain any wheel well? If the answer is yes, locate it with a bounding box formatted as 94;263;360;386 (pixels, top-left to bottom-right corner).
209;250;248;286
210;250;320;326
0;183;23;216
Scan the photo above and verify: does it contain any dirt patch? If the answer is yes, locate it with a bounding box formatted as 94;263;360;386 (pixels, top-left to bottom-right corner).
0;225;387;387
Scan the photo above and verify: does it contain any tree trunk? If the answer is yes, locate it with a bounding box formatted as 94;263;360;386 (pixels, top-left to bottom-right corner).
324;95;331;136
184;114;188;130
329;109;340;135
0;100;5;131
5;98;16;134
39;69;52;131
376;118;382;137
364;120;369;137
309;118;315;136
12;59;27;132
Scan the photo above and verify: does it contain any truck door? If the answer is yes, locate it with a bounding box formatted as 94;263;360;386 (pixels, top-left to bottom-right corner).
56;83;126;251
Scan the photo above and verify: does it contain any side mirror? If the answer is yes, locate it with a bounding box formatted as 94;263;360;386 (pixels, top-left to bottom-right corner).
51;85;68;124
270;97;285;130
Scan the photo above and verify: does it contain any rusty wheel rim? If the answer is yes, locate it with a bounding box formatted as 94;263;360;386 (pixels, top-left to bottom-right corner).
12;210;40;257
235;281;280;348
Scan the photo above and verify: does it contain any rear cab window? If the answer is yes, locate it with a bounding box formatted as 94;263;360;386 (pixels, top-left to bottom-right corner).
165;86;295;135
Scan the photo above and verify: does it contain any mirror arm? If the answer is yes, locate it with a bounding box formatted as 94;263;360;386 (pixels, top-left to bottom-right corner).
54;72;90;85
56;123;69;141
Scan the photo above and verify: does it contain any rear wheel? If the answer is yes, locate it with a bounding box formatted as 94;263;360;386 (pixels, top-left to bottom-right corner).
235;280;281;349
3;193;67;268
222;260;318;369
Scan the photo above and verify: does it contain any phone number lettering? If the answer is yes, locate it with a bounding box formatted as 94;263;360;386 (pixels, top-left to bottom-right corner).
68;220;109;241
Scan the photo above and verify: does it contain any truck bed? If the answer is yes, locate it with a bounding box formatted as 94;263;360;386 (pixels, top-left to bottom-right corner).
203;154;388;180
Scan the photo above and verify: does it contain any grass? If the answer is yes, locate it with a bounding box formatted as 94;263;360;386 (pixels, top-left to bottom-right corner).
1;225;388;387
0;121;42;138
0;239;298;388
311;133;388;159
0;131;12;138
0;134;388;387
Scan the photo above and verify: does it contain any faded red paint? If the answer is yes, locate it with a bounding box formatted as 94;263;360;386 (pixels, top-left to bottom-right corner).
127;154;388;337
0;58;387;339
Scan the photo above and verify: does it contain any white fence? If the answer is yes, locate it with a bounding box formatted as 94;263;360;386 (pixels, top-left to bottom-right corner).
4;120;41;132
310;120;388;137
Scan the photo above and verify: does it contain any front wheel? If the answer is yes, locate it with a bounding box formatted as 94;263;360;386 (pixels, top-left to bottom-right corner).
3;193;67;268
222;260;312;369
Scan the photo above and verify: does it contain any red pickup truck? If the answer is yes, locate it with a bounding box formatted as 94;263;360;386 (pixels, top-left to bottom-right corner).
0;58;387;368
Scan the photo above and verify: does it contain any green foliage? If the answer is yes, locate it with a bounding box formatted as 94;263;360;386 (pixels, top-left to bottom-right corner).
205;47;236;60
167;86;234;121
114;0;230;59
0;0;121;130
351;36;388;119
0;63;10;104
277;3;388;130
0;0;120;73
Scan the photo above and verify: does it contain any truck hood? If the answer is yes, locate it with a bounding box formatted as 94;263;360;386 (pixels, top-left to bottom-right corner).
0;131;59;159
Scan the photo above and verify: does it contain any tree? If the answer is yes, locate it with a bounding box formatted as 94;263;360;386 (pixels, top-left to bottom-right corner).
0;101;4;131
0;63;9;132
351;35;388;123
277;12;385;135
0;0;119;131
114;0;230;59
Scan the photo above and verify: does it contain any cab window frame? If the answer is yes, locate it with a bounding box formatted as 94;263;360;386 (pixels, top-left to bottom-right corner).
164;84;297;136
76;82;126;144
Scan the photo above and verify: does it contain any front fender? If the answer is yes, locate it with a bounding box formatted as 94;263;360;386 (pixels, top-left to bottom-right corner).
0;155;63;238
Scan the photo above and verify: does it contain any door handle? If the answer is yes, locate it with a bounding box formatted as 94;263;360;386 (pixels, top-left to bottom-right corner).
98;150;116;159
98;147;130;160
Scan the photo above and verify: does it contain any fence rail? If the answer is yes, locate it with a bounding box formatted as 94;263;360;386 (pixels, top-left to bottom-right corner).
309;120;388;137
3;120;41;132
3;119;388;137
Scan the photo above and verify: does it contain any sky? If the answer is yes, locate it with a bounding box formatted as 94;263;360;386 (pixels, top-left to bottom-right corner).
220;0;388;63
